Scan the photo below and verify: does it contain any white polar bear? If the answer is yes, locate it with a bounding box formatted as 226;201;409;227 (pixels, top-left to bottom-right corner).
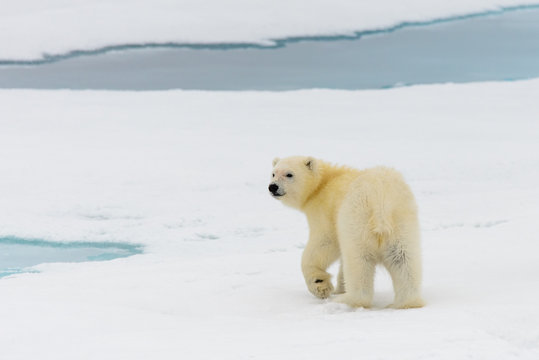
269;156;424;309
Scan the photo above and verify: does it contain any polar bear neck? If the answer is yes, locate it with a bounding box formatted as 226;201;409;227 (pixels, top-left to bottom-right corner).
300;162;361;213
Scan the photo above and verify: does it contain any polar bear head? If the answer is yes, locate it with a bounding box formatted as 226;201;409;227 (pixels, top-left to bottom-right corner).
269;156;319;208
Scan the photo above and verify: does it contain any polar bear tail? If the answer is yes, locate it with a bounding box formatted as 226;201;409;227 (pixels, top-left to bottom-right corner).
369;205;394;236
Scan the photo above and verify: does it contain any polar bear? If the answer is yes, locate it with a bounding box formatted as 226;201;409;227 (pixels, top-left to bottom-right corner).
269;156;424;309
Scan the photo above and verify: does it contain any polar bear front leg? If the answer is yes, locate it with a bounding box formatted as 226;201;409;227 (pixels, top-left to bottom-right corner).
301;234;340;299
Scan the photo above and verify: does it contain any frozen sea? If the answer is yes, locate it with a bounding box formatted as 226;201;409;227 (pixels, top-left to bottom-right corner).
2;6;539;90
1;2;539;359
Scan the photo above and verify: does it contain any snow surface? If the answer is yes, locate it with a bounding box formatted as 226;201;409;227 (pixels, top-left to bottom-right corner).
1;0;539;60
1;80;539;359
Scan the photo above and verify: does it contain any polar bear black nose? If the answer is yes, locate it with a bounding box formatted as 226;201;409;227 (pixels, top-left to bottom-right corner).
269;183;279;194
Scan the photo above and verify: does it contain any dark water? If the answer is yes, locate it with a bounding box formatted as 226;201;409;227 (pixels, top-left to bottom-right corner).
0;237;142;278
0;8;539;90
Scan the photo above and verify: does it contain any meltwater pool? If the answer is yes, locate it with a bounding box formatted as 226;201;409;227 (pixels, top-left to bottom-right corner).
1;6;539;90
0;237;143;278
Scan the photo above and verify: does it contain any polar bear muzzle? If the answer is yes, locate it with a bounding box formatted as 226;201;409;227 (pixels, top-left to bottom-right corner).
268;183;285;197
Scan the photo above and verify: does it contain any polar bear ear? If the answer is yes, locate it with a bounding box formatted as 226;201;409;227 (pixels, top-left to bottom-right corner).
272;157;280;167
304;157;316;171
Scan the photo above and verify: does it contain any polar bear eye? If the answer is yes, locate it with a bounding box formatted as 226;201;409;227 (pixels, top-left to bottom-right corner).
286;173;293;178
272;173;275;177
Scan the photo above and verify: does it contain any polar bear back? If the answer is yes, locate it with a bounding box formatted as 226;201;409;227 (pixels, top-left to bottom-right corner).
337;166;419;251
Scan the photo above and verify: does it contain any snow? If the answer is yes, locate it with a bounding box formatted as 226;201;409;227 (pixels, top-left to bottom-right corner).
1;80;538;359
1;0;539;61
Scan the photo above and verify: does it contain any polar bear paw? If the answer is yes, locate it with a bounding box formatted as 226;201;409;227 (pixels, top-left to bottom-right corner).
332;293;371;308
308;278;334;299
387;297;425;309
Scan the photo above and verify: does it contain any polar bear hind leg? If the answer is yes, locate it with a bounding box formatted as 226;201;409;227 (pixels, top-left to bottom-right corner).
333;222;377;308
383;223;424;309
333;252;376;308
